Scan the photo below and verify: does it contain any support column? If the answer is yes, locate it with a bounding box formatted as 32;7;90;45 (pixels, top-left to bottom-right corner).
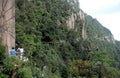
0;0;15;54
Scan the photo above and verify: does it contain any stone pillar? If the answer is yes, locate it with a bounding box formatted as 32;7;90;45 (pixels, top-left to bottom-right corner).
0;0;15;54
79;10;87;40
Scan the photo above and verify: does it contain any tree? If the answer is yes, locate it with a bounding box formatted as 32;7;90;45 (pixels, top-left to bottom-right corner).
90;50;120;78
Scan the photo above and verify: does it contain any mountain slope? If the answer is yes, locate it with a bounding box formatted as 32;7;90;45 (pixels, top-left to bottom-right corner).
15;0;120;78
1;0;120;78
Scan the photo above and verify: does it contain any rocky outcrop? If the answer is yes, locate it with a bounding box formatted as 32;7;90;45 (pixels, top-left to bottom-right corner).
66;13;77;29
0;0;15;53
66;0;87;40
66;9;87;40
79;10;87;40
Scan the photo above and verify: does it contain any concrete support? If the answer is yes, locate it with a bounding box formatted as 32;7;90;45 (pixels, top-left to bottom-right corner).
0;0;15;54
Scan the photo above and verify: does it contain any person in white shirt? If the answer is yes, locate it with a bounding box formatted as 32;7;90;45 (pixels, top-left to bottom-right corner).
20;47;24;60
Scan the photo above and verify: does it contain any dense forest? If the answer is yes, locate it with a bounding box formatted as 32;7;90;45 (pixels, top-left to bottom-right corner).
0;0;120;78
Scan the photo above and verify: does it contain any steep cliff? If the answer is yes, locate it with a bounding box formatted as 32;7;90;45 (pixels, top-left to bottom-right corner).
1;0;119;78
66;9;87;40
15;0;120;76
66;0;115;42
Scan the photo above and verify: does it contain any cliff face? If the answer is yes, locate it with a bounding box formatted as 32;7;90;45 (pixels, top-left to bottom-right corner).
66;0;115;42
0;0;115;53
66;10;87;40
0;0;15;53
14;0;120;78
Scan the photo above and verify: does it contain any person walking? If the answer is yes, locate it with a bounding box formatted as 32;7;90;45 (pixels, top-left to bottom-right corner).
20;47;24;60
16;47;21;58
10;47;15;56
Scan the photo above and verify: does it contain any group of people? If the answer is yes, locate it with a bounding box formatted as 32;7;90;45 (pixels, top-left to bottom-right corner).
10;47;28;61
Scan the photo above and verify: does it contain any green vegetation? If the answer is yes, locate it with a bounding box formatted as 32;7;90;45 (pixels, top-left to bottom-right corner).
0;0;120;78
15;0;120;78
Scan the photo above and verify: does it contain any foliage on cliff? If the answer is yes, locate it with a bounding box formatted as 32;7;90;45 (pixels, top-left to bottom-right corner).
0;0;120;78
15;0;120;78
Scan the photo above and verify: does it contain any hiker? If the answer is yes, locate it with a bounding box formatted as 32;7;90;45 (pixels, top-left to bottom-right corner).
10;47;15;56
20;47;24;60
16;47;21;58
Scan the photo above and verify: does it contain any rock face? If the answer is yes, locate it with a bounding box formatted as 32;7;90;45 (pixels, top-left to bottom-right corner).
79;10;87;40
66;0;115;42
66;9;87;40
66;0;87;40
66;13;77;29
0;0;15;53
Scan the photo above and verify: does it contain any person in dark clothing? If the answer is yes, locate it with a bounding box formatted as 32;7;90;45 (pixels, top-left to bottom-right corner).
16;47;21;58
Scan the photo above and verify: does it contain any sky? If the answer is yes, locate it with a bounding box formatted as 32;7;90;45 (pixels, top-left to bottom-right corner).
79;0;120;41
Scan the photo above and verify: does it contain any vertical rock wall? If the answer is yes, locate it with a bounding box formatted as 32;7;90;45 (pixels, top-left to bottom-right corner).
66;0;87;40
79;10;87;40
0;0;15;54
66;13;77;29
66;9;87;40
